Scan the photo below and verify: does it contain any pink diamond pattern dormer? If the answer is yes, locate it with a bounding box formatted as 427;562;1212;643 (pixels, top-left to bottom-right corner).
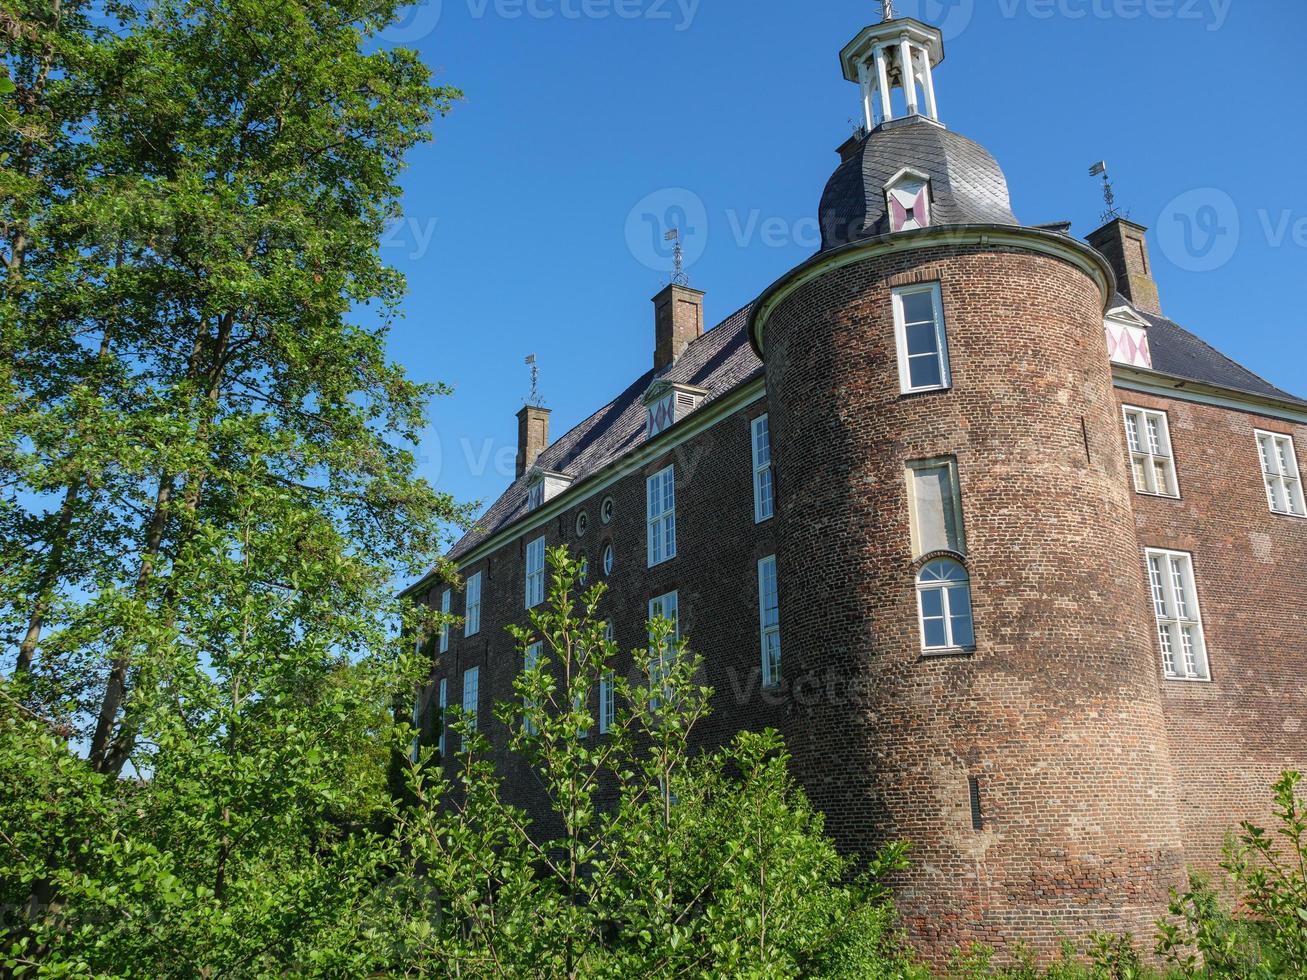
1104;304;1153;370
643;380;708;439
885;167;932;232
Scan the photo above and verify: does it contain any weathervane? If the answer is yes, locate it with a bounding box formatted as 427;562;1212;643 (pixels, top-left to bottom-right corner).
665;228;689;287
524;354;544;408
1089;161;1126;225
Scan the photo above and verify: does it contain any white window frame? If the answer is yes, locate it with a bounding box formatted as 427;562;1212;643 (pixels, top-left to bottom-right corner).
439;589;451;653
1255;430;1306;518
892;282;952;394
1145;549;1211;682
752;414;774;523
905;457;966;558
915;558;976;653
465;572;482;637
437;678;447;757
523;642;542;735
1122;406;1180;498
526;536;546;608
646;466;677;567
462;666;480;734
758;556;781;688
648;591;680;707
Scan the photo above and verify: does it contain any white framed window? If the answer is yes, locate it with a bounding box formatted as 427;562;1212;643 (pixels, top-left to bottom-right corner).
526;536;546;608
602;543;614;577
599;670;615;735
916;559;975;652
1256;430;1306;517
906;457;966;558
437;678;447;757
462;666;480;735
752;415;774;523
646;466;676;567
1145;549;1210;681
465;572;482;637
1123;406;1180;498
893;282;951;394
439;589;451;653
523;642;542;735
649;591;680;707
758;556;781;687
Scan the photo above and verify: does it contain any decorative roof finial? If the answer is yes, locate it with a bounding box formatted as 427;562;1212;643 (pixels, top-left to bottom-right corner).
665;228;689;287
525;354;544;408
881;0;894;21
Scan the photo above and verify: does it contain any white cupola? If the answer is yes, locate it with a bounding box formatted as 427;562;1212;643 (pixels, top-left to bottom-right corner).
840;4;945;131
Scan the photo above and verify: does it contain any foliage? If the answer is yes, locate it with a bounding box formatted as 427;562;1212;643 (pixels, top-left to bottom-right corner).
391;547;920;979
948;936;1159;980
1157;771;1307;978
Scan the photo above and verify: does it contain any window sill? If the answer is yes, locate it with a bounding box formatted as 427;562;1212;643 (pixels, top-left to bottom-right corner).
647;556;677;569
1163;674;1212;684
920;646;976;660
900;384;952;397
1135;491;1182;501
1268;509;1307;520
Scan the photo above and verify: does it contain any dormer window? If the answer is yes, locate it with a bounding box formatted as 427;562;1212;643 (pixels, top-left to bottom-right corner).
1104;304;1153;369
643;381;709;439
884;167;932;233
525;469;574;512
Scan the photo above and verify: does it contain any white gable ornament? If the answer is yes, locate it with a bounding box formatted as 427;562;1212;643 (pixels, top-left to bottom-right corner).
1104;304;1153;370
884;167;932;233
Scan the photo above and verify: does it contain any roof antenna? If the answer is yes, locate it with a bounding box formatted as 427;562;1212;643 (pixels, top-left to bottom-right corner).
1089;161;1127;225
524;354;544;408
665;228;689;287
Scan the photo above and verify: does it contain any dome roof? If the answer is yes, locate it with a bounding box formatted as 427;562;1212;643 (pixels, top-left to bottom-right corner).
819;120;1018;251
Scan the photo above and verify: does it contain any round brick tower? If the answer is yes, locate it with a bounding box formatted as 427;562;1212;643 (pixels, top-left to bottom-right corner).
751;11;1187;962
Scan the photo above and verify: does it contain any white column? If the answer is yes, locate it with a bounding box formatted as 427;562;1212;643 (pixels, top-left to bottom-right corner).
918;48;938;120
857;61;875;130
898;35;918;115
873;44;892;123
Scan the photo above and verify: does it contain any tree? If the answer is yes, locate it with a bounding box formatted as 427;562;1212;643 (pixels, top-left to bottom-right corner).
390;547;918;978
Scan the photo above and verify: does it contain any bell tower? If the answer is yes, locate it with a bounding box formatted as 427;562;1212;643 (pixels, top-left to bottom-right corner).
840;4;945;130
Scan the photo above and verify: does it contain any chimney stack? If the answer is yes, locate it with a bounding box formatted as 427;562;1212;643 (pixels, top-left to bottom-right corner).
652;284;705;371
516;404;550;478
1087;218;1161;316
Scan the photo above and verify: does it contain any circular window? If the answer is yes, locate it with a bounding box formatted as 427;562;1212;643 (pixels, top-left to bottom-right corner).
602;543;614;577
575;511;589;538
600;496;615;525
579;558;589;586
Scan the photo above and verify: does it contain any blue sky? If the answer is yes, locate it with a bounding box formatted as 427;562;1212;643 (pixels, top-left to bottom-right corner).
377;0;1307;541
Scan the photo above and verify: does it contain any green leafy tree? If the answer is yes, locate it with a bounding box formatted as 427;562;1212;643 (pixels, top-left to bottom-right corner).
1158;771;1307;978
391;547;918;978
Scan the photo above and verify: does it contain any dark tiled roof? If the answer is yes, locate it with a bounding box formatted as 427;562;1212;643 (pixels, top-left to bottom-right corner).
820;120;1018;250
447;304;762;561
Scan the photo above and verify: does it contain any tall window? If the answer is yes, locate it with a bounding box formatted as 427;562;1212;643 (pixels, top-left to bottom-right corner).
1146;549;1210;681
523;642;542;735
752;415;774;523
462;667;480;735
649;591;679;707
758;556;781;687
906;458;965;557
599;671;615;735
646;466;677;567
465;572;482;637
916;559;975;652
1123;407;1180;497
439;589;451;653
1256;430;1306;517
893;282;951;394
437;678;447;757
526;536;546;608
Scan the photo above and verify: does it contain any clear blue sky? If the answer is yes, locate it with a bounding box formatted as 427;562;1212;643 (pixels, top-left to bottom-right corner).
376;0;1307;537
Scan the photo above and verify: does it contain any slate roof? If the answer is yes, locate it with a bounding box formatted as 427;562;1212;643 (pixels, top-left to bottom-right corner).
436;280;1303;573
446;304;762;561
820;120;1018;250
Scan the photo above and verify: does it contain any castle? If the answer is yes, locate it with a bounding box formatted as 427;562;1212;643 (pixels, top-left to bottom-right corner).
405;8;1307;960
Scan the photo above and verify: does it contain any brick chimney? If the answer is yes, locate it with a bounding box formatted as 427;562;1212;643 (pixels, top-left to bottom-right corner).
516;405;550;478
1087;218;1161;316
652;284;705;371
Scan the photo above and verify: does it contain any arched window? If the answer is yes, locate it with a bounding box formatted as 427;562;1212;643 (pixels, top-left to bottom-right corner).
916;558;975;651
